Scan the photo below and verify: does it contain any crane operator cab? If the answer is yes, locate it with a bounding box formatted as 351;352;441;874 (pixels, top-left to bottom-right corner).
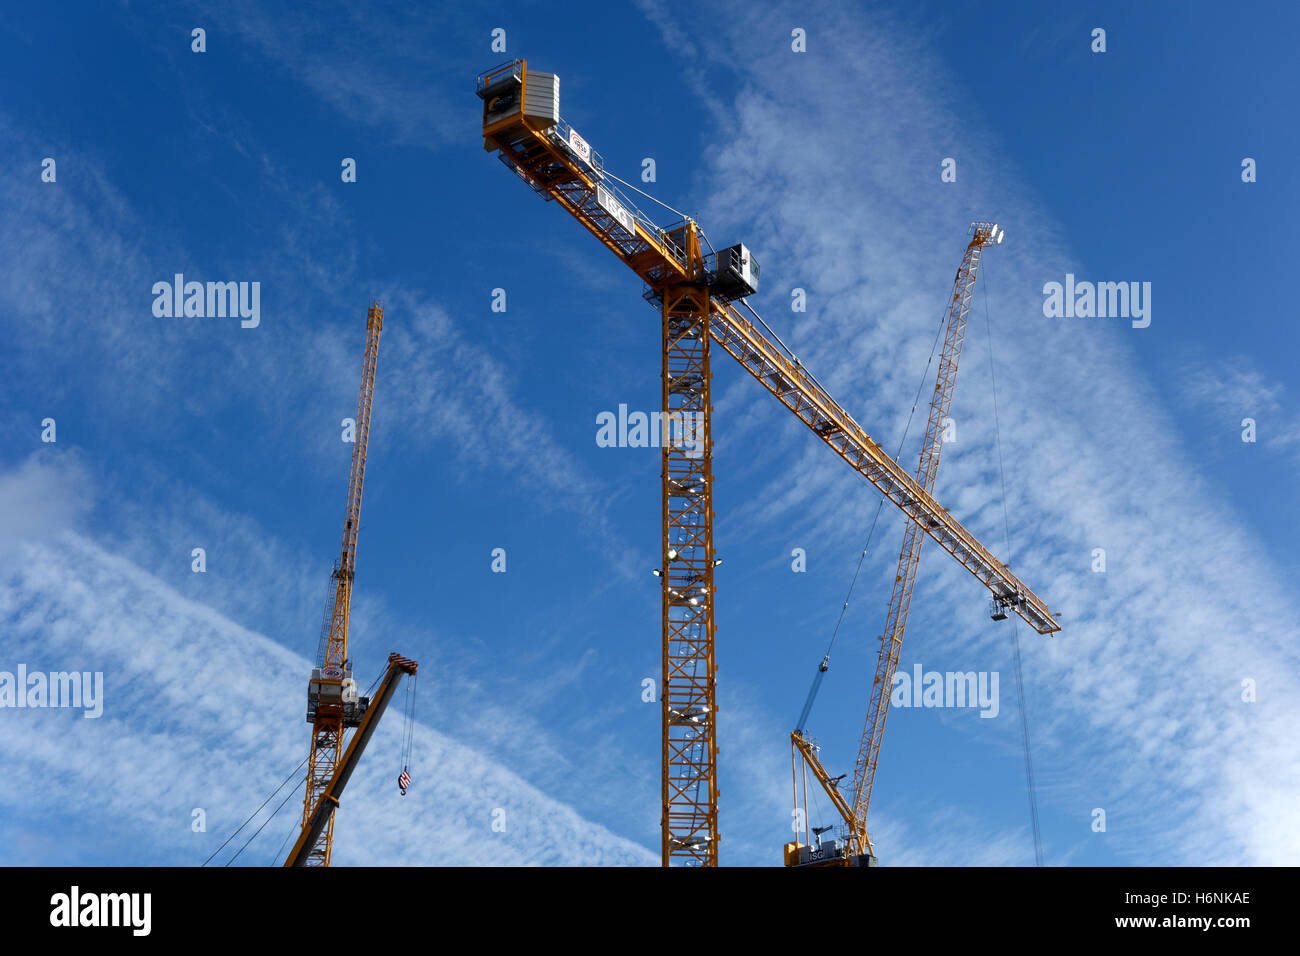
709;244;760;301
306;661;371;728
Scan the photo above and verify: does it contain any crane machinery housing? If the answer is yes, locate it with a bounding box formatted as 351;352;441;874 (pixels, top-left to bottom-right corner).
787;222;1007;868
477;58;1059;867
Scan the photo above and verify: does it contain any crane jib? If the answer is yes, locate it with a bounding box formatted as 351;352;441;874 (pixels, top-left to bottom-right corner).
478;83;1057;635
708;301;1059;634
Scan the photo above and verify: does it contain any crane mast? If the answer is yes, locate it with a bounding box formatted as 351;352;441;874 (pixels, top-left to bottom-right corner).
850;223;1002;844
477;59;1058;866
299;301;384;867
658;224;719;866
788;225;1005;866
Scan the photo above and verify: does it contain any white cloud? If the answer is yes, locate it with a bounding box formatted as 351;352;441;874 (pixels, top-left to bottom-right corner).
636;1;1300;865
0;521;655;866
379;296;641;580
1181;356;1300;460
209;0;466;151
0;451;93;562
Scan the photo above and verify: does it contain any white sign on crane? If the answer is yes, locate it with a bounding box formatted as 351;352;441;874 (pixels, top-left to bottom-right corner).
596;185;636;235
567;126;591;163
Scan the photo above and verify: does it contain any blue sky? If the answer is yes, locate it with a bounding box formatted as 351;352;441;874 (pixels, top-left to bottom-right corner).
2;0;1297;866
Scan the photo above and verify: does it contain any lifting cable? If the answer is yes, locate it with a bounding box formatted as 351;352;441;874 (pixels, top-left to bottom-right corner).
980;262;1044;868
271;803;305;865
201;754;308;866
808;771;828;836
794;292;954;732
398;669;418;795
600;169;692;224
225;774;305;866
356;661;415;796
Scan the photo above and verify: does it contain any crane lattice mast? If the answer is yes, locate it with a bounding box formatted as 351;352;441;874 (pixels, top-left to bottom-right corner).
658;224;719;866
299;300;384;867
850;223;1003;844
789;224;1008;866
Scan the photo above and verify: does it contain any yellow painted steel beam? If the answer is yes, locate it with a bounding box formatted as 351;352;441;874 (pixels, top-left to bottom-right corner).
659;225;719;866
479;66;1056;637
851;226;999;851
299;301;385;867
287;654;418;867
708;299;1058;634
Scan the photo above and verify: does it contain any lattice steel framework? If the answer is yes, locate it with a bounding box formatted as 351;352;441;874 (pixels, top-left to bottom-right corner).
658;228;719;866
850;224;1000;843
705;297;1055;633
300;301;383;867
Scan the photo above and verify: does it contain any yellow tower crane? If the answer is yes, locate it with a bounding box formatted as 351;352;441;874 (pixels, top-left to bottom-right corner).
476;60;1059;867
787;223;1011;867
298;301;385;867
